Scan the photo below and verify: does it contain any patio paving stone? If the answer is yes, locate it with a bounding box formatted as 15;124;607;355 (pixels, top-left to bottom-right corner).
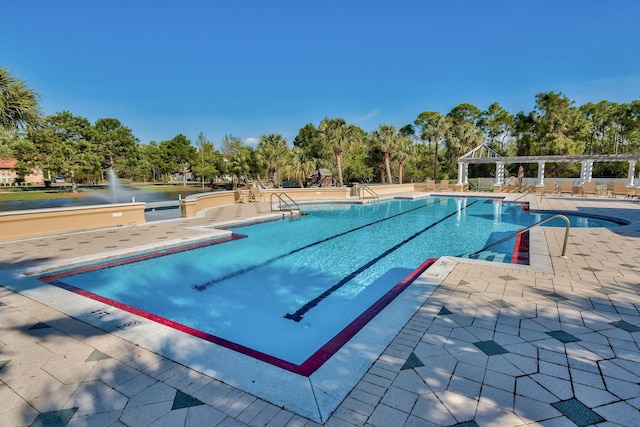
610;319;640;332
546;330;581;343
31;408;78;427
473;340;509;356
551;398;604;426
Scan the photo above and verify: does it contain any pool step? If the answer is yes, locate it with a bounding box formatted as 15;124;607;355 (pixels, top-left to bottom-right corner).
467;250;508;263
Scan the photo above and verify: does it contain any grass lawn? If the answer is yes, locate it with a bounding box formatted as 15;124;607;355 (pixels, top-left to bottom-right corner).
0;183;207;202
0;189;91;202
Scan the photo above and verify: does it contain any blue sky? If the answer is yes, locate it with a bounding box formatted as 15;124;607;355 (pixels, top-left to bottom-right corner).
3;1;639;148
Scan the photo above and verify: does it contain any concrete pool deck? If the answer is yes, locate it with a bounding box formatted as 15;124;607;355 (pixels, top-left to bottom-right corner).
1;192;640;426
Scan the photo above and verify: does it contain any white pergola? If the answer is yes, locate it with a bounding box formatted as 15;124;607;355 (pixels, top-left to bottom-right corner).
456;143;640;190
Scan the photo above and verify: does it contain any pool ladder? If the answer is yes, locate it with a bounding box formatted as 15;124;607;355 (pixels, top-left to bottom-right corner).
463;214;571;258
358;184;379;203
270;192;302;219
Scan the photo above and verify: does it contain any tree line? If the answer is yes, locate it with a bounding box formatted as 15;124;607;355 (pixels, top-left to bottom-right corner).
2;67;639;191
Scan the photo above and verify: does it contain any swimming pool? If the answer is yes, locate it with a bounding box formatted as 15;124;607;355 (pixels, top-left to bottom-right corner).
38;197;622;376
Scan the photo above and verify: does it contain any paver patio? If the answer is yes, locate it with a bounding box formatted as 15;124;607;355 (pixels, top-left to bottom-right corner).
1;192;639;426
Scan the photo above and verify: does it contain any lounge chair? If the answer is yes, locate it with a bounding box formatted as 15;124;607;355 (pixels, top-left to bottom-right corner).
581;181;598;196
558;181;574;196
424;179;436;191
632;185;640;203
542;180;556;195
612;182;630;198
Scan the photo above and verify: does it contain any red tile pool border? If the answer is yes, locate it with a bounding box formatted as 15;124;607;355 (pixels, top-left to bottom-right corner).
39;239;438;376
39;233;247;280
511;230;530;264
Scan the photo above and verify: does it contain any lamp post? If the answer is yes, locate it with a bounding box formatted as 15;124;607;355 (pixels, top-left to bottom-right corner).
200;143;205;189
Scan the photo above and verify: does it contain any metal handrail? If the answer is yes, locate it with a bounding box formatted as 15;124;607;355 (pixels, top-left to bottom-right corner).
465;214;570;258
513;187;535;202
270;192;301;218
359;184;379;203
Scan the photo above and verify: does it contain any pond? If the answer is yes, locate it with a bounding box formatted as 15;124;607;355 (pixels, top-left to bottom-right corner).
0;188;209;212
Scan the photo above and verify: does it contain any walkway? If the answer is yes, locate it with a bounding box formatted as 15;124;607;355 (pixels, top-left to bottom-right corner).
1;193;639;426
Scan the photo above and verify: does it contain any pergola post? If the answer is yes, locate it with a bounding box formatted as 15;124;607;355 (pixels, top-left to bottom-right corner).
535;161;545;188
463;162;469;186
579;160;593;186
627;161;636;187
493;161;505;192
455;162;469;192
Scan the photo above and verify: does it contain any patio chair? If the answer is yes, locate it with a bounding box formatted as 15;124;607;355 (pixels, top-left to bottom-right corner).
424;179;436;191
542;180;556;195
249;186;265;202
581;181;598;197
234;189;250;203
633;185;640;203
612;182;630;198
558;181;575;196
437;180;450;191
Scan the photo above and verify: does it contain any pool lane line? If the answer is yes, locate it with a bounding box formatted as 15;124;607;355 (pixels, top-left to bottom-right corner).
284;199;480;322
192;198;444;292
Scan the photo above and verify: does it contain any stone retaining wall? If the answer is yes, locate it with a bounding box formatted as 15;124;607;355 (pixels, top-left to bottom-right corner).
0;203;146;240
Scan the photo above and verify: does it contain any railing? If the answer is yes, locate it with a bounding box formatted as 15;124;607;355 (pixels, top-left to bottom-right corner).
513;186;535;201
464;213;571;258
359;184;379;203
270;192;301;218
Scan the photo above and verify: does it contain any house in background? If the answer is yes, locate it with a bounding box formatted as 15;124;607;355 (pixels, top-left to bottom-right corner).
0;158;44;186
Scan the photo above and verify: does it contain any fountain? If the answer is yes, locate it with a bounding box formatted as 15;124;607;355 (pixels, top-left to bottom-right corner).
107;168;135;203
0;168;201;214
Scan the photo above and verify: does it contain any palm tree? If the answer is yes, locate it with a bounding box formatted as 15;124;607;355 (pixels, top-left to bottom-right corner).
281;147;316;187
317;117;361;187
414;112;449;179
255;133;288;186
370;124;400;184
0;68;41;131
365;144;386;183
228;145;254;188
393;134;414;184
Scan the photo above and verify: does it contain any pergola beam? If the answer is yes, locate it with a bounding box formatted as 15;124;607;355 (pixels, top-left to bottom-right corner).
458;153;640;165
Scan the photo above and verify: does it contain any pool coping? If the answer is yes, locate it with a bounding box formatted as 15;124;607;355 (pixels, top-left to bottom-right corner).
2;255;452;421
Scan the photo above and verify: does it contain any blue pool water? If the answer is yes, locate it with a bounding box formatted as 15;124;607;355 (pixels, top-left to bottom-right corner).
40;197;621;370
